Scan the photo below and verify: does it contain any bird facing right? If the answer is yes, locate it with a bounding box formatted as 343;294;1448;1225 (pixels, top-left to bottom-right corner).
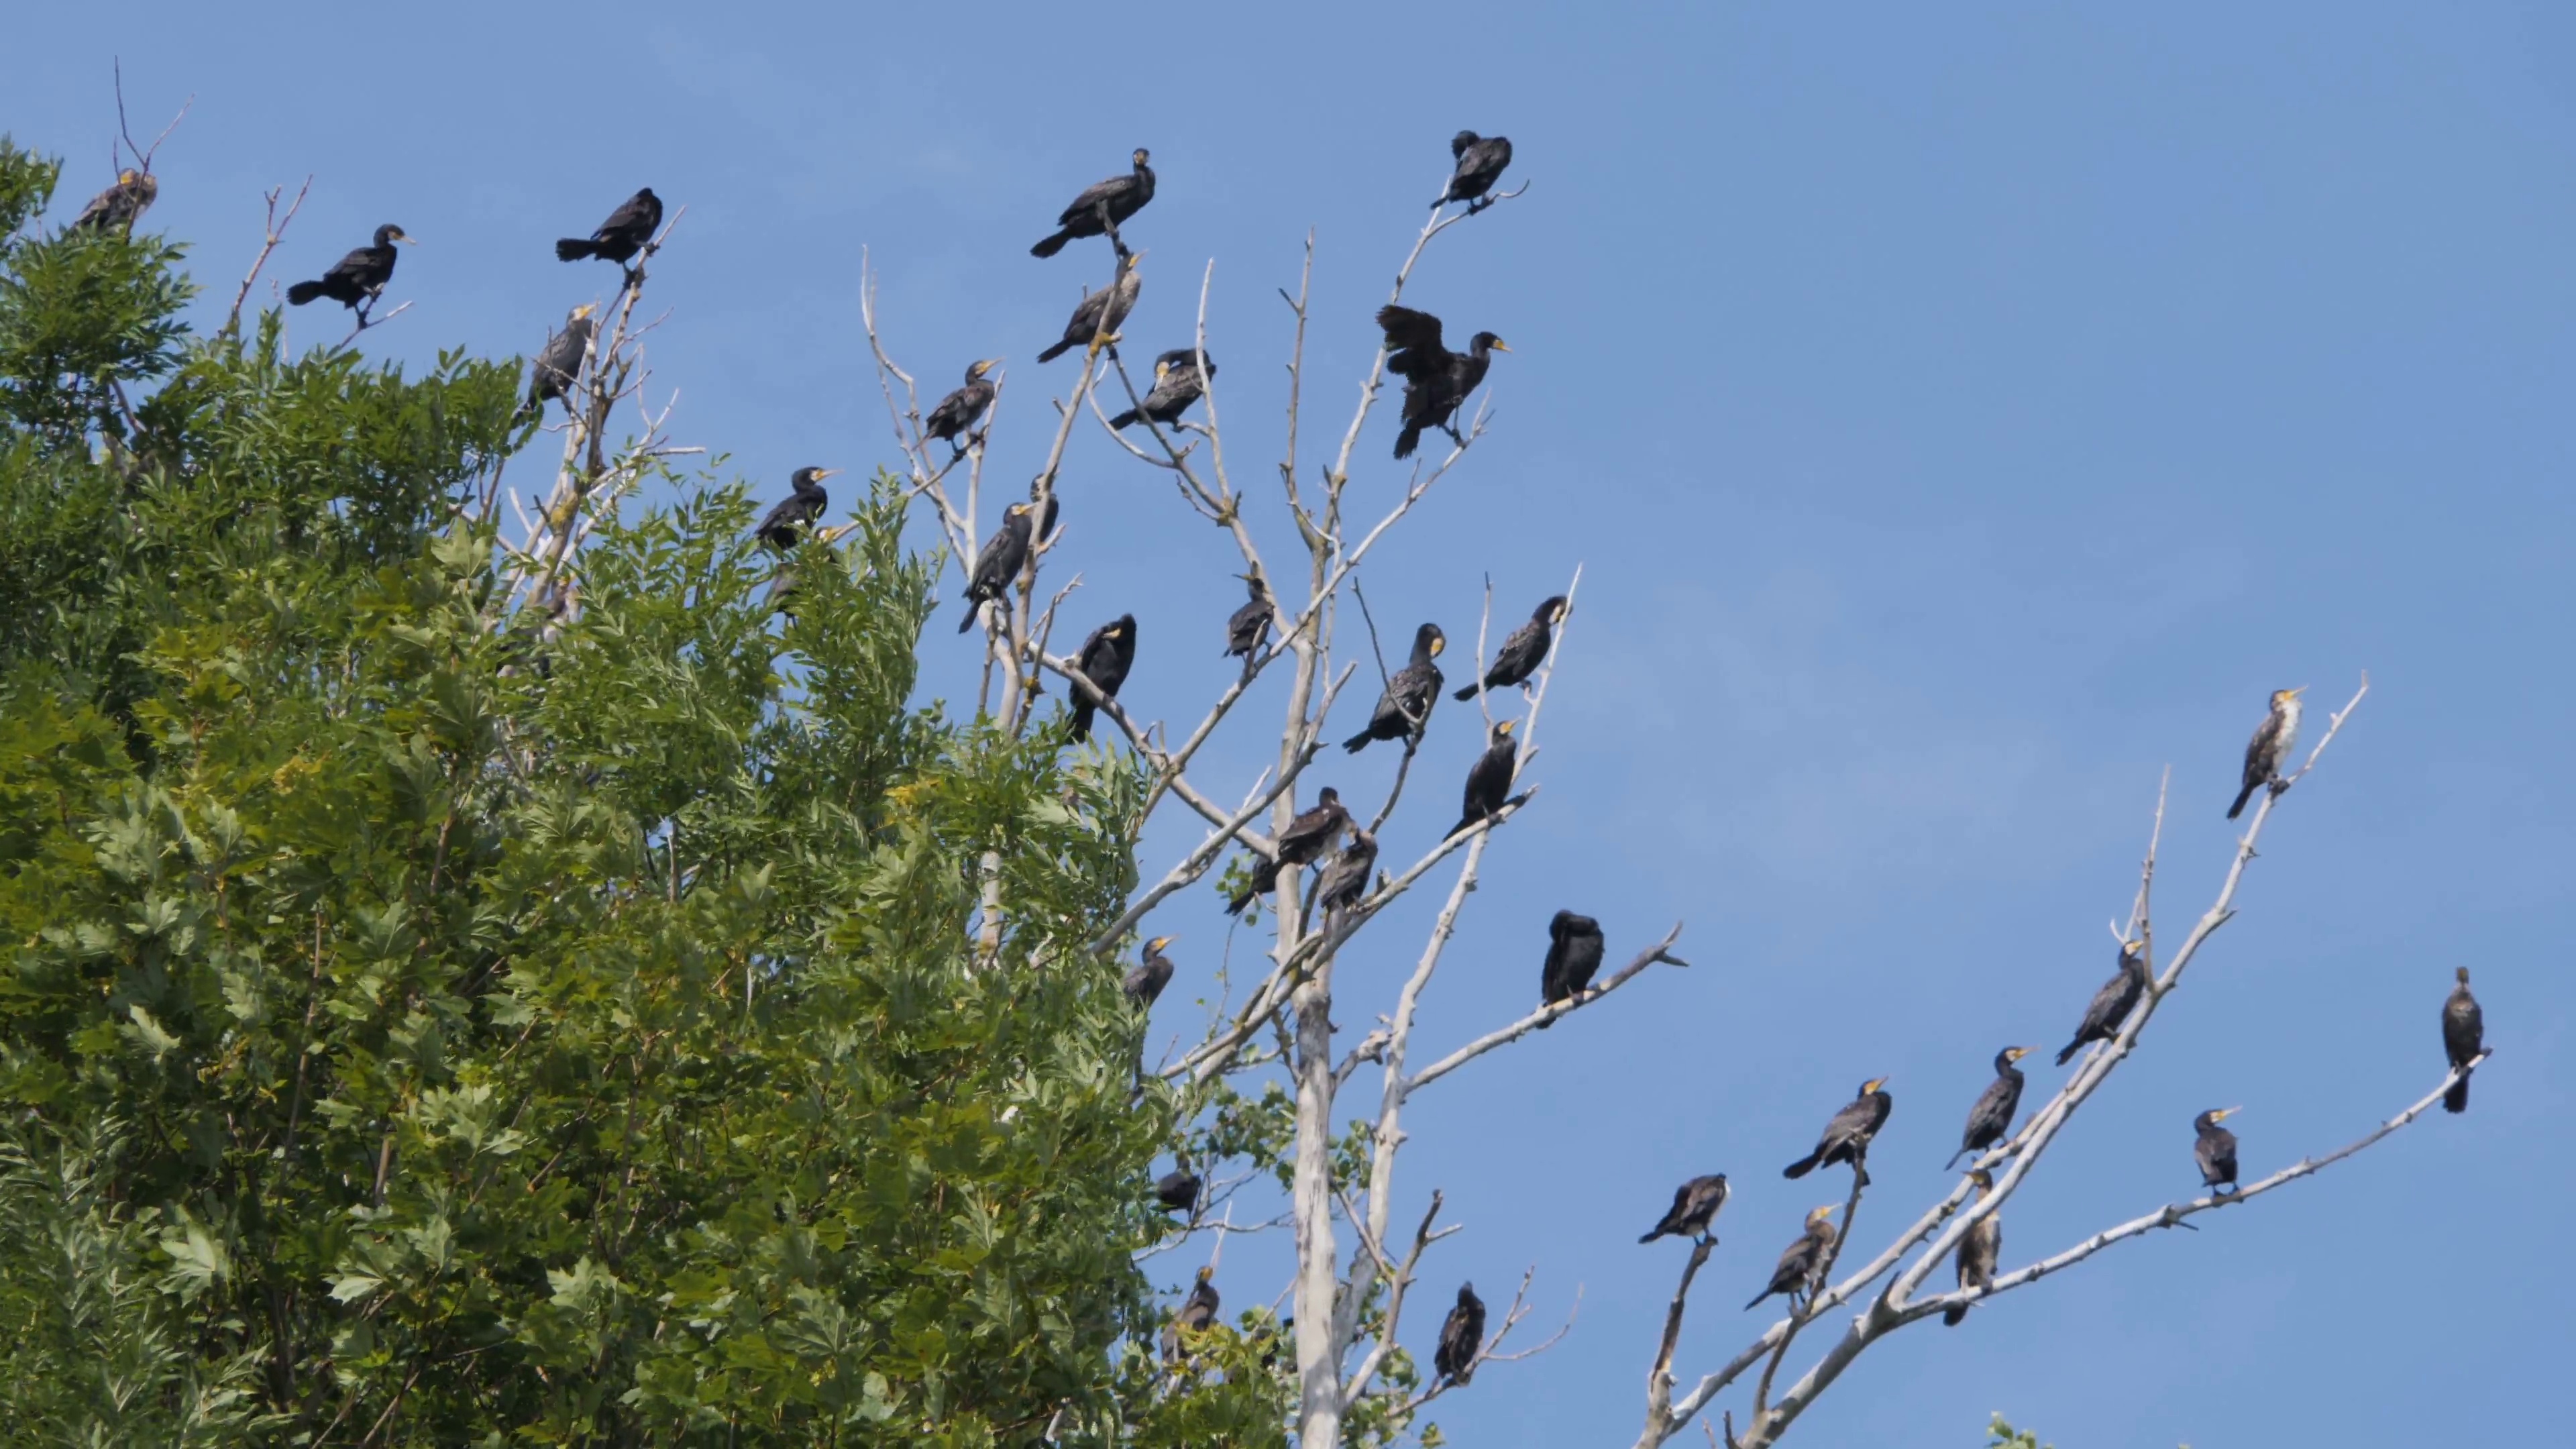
957;502;1038;633
1448;718;1519;837
1124;934;1175;1009
287;224;412;313
1782;1077;1893;1186
1037;251;1144;363
1224;573;1273;665
2193;1108;2241;1195
2443;967;2483;1113
1442;131;1514;211
1377;305;1508;460
1067;614;1136;742
1344;623;1446;753
1638;1173;1729;1244
754;467;837;552
2227;686;2305;819
2055;938;2147;1067
1947;1046;2031;1169
72;168;158;233
1745;1205;1838;1311
1456;596;1567;701
555;186;661;266
1031;148;1156;258
923;359;1000;453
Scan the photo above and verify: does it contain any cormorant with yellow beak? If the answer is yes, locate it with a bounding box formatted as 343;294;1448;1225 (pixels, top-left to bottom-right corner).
2226;687;2305;819
1746;1205;1838;1311
2193;1107;2241;1194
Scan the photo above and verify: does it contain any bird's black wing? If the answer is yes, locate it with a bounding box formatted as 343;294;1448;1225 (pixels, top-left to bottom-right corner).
1377;305;1448;376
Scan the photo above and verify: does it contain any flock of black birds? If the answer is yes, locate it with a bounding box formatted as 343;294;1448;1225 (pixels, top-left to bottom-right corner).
1612;687;2492;1324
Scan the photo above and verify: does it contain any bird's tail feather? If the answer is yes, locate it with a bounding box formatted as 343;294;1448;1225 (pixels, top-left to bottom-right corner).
2445;1073;2470;1114
1108;408;1142;429
1743;1289;1771;1311
1037;339;1075;363
1393;425;1422;460
1453;682;1480;702
1943;1305;1969;1327
555;238;597;262
1943;1148;1969;1171
957;601;981;634
2054;1040;2083;1067
1782;1152;1821;1180
1342;732;1372;753
2226;782;2256;820
286;280;324;305
1031;231;1071;258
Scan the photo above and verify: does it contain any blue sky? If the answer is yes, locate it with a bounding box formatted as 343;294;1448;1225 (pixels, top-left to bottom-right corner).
17;3;2573;1444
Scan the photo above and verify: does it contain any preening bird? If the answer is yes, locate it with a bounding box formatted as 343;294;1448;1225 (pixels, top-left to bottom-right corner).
286;224;411;312
1537;910;1604;1024
1745;1205;1838;1312
1224;574;1273;665
2055;939;2148;1067
1946;1047;2031;1170
1344;623;1446;752
1162;1266;1219;1361
72;168;158;233
1313;828;1379;924
957;502;1037;633
1456;596;1566;700
2443;966;2483;1114
924;360;1000;453
1037;251;1144;363
1442;131;1513;211
555;187;661;266
1944;1171;2000;1328
2226;686;2306;819
1110;347;1216;429
524;303;598;418
2193;1108;2241;1195
1377;305;1508;459
1638;1173;1729;1244
1068;614;1136;742
754;468;838;551
1434;1283;1486;1385
1448;719;1519;837
1032;148;1156;258
1782;1077;1893;1187
1124;934;1176;1008
1153;1167;1201;1213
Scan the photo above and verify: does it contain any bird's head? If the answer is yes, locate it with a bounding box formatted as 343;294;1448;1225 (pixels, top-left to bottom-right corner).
1536;595;1570;625
378;225;414;246
970;358;999;380
1458;1281;1477;1301
1493;718;1517;740
1470;331;1510;354
2002;1046;2031;1064
1316;786;1341;806
1969;1169;1995;1193
1452;130;1482;150
1146;934;1175;955
1419;622;1446;656
1132;148;1152;168
570;302;598;321
2455;965;2471;984
1193;1265;1213;1283
2198;1107;2241;1130
793;466;839;490
637;187;660;204
1862;1076;1890;1095
1807;1205;1839;1226
2272;686;2306;707
1006;502;1030;519
117;168;142;186
1123;248;1148;271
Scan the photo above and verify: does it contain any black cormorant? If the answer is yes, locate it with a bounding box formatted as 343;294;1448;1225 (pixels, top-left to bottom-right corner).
1377;305;1508;459
2193;1108;2240;1194
1313;828;1379;925
755;467;839;551
1163;1265;1219;1361
2227;687;2305;819
2443;966;2483;1114
1224;574;1273;665
1782;1077;1893;1187
1344;623;1446;752
1154;1167;1201;1213
924;359;1000;453
1124;934;1175;1008
1639;1173;1729;1244
1111;347;1216;429
1038;251;1144;363
1455;596;1566;700
2055;940;2148;1067
1744;1205;1837;1311
1069;614;1136;741
555;187;661;265
957;501;1037;633
1538;910;1604;1023
72;168;158;233
1226;788;1348;915
525;303;598;418
1032;148;1155;258
1946;1047;2031;1169
1442;131;1513;211
287;224;411;312
1434;1283;1485;1385
1448;719;1518;837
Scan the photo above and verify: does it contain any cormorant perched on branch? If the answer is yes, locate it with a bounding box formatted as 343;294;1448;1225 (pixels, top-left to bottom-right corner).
1456;596;1567;700
1069;614;1136;741
2055;939;2148;1067
2192;1108;2240;1195
754;468;838;551
72;168;158;233
1225;854;1281;918
555;187;661;265
1124;935;1175;1008
2226;686;2305;819
524;303;597;419
1032;148;1155;258
1163;1266;1218;1361
1745;1205;1837;1311
287;224;411;312
1377;305;1507;459
1783;1077;1892;1187
1448;719;1518;837
1344;623;1446;752
1224;574;1273;664
2443;967;2483;1114
1228;788;1350;915
957;502;1036;633
924;360;1000;453
1442;131;1513;211
1944;1171;2000;1327
1111;348;1216;429
1638;1173;1728;1244
1946;1047;2031;1169
1313;828;1378;924
1434;1283;1485;1385
1537;910;1604;1024
1038;252;1143;362
1154;1167;1201;1213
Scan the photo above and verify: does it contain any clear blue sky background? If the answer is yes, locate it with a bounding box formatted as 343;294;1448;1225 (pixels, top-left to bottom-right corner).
16;3;2571;1444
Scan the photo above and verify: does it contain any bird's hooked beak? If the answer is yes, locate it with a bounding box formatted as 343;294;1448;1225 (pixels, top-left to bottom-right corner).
2004;1047;2030;1063
979;358;1003;376
1147;934;1175;952
1496;719;1517;736
1811;1205;1839;1223
2211;1107;2241;1122
1863;1077;1890;1093
1152;360;1171;384
572;302;598;320
811;468;841;482
1489;339;1512;352
392;231;417;245
1428;634;1446;656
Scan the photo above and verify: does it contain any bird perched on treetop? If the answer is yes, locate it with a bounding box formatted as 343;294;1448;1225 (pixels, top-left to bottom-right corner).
523;303;598;419
1344;623;1446;753
1153;1167;1200;1213
1442;131;1513;212
1031;148;1155;258
924;360;1000;455
1944;1171;2000;1327
754;468;838;552
2055;939;2147;1067
1111;348;1216;429
1377;305;1508;460
2226;687;2305;819
1946;1047;2031;1170
287;225;412;313
1456;596;1567;700
1638;1173;1729;1244
958;502;1038;633
1163;1266;1219;1361
555;187;661;266
1125;935;1176;1009
1434;1283;1485;1386
1537;910;1604;1024
1448;719;1519;838
1224;574;1273;665
2443;967;2483;1114
1068;614;1136;742
1038;251;1144;363
1783;1077;1893;1187
72;168;158;233
1745;1205;1838;1311
2192;1108;2241;1195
